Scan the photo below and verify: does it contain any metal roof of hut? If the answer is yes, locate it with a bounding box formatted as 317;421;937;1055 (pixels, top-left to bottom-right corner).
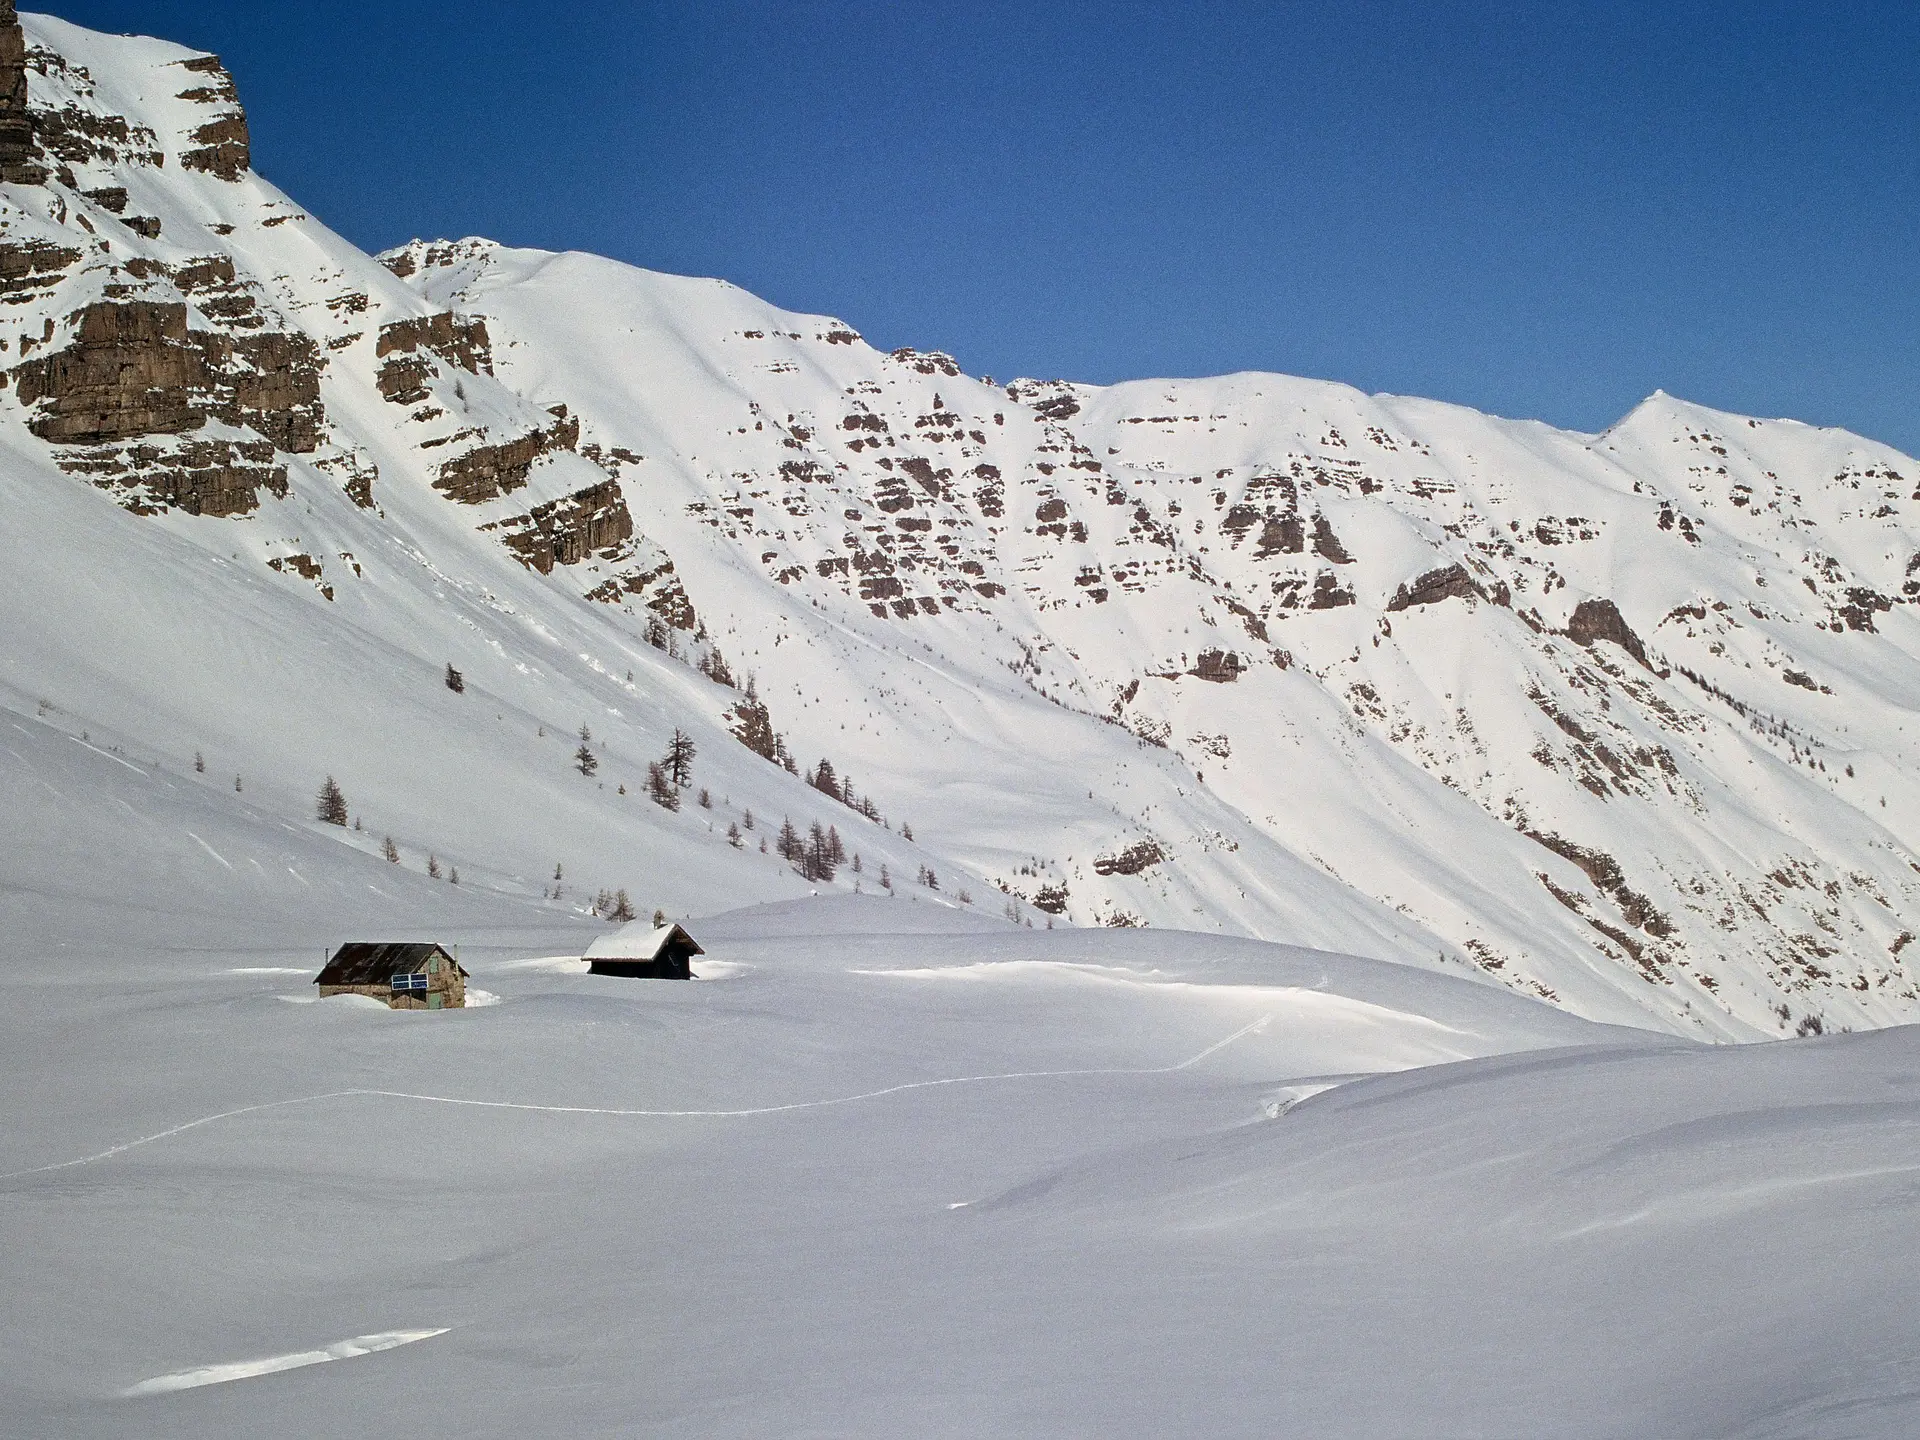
582;923;704;964
315;941;466;987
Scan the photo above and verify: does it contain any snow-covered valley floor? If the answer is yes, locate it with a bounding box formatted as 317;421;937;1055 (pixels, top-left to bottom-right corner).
7;886;1918;1437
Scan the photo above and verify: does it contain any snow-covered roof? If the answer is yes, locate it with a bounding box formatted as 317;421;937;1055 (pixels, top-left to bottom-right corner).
581;922;703;963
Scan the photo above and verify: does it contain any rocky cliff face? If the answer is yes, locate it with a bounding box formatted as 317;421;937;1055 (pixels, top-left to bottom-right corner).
0;14;630;565
0;1;40;184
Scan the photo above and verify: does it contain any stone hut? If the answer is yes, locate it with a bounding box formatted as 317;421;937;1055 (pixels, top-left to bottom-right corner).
315;942;468;1009
583;922;703;979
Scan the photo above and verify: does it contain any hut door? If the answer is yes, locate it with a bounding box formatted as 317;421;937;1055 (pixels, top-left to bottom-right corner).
426;993;444;1010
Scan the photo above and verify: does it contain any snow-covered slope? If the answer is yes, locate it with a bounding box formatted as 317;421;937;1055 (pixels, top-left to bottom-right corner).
0;9;1916;1040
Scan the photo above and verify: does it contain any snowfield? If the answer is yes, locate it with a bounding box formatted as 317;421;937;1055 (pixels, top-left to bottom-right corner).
6;884;1920;1436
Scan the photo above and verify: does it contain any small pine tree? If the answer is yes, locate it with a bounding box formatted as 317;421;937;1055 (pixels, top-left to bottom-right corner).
653;908;666;927
759;836;769;853
316;775;348;826
383;836;400;863
742;808;755;830
698;787;712;809
194;750;205;774
647;761;680;810
727;821;743;848
579;722;593;744
827;826;845;866
879;863;891;890
804;821;836;882
851;852;862;874
449;866;460;885
901;822;914;841
445;664;465;693
665;729;696;788
810;758;841;801
612;889;636;922
777;817;803;862
234;775;243;792
575;742;598;777
428;854;442;879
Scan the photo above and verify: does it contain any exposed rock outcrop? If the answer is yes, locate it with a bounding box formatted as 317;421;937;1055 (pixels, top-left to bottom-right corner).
11;299;323;453
174;55;249;179
375;312;493;403
1386;562;1484;612
53;433;286;517
434;415;581;503
0;0;40;184
1093;840;1165;876
0;237;80;305
483;479;634;573
13;301;207;443
1190;648;1245;682
1565;597;1651;670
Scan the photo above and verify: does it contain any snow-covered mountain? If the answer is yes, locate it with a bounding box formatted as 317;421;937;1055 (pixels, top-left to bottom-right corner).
2;6;1917;1040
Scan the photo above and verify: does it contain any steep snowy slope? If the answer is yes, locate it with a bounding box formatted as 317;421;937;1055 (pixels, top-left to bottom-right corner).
394;239;1920;1039
0;8;1915;1039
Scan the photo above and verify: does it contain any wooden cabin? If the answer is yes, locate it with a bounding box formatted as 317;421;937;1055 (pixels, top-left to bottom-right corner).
315;942;468;1010
583;921;703;979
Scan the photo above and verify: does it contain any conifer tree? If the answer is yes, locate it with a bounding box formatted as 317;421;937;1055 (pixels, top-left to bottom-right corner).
575;741;598;777
428;854;441;879
810;759;840;801
316;775;348;826
647;761;679;810
665;729;696;788
383;836;400;863
444;664;465;693
727;821;743;848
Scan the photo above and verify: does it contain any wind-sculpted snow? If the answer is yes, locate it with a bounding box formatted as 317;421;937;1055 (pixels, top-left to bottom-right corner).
0;11;1916;1042
5;896;1917;1437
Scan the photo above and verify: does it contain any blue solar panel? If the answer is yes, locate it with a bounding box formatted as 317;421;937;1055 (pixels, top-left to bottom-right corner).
391;972;428;991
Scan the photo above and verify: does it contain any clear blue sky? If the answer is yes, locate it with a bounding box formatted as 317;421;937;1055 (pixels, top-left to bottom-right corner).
45;1;1920;451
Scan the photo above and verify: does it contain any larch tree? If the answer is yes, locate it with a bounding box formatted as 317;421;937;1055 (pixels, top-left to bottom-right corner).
316;775;348;826
665;729;696;788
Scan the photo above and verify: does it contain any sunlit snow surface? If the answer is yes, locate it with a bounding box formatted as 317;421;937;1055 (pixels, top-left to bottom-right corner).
5;839;1919;1436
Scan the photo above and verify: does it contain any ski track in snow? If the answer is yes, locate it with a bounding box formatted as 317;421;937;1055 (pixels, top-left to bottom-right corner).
124;1328;451;1397
1;1016;1272;1181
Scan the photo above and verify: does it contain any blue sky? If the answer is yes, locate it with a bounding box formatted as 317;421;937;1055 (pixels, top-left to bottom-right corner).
48;1;1920;450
